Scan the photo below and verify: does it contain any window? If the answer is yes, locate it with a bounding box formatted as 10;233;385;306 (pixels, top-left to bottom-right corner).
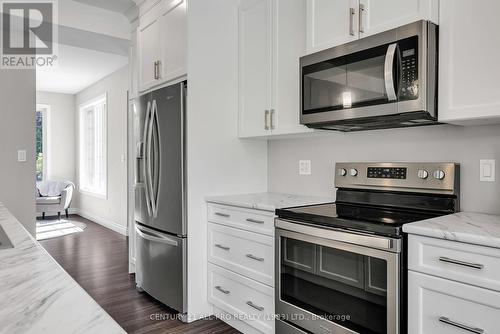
79;94;107;198
36;105;50;181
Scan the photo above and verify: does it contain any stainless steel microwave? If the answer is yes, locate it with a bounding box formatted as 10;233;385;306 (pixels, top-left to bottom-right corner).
300;20;438;132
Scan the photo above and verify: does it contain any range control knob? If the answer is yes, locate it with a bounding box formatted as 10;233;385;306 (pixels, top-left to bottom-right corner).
433;170;445;180
417;169;429;179
349;168;358;177
338;168;347;176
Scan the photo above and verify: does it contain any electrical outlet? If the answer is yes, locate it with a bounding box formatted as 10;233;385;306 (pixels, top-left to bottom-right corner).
480;159;495;182
299;160;311;175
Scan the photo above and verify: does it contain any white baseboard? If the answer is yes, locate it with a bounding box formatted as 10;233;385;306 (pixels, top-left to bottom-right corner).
74;209;128;236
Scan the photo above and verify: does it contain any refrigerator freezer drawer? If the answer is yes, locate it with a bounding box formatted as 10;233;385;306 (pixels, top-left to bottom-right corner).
135;223;186;313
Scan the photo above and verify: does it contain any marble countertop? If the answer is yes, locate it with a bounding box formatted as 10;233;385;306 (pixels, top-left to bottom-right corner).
206;192;334;212
403;212;500;248
0;204;125;334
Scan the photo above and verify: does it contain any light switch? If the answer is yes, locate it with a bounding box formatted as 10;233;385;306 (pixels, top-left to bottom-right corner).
17;150;26;162
299;160;311;175
480;159;495;182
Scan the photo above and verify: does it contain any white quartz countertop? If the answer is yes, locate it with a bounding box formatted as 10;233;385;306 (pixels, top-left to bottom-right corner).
403;212;500;248
206;192;334;212
0;204;125;334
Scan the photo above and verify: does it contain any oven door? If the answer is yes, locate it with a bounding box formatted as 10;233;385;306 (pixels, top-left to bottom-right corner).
275;222;400;334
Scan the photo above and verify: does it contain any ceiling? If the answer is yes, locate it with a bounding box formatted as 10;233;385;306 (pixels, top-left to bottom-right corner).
36;44;128;94
72;0;136;14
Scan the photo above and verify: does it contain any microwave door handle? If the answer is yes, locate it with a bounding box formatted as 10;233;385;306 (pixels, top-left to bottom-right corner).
384;43;398;101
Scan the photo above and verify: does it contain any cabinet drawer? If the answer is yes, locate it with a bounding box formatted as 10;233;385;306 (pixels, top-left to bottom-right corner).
207;203;275;236
208;223;274;286
408;235;500;291
208;263;274;334
408;271;500;334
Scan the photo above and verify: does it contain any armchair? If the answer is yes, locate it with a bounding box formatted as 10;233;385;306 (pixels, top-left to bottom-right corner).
36;180;75;220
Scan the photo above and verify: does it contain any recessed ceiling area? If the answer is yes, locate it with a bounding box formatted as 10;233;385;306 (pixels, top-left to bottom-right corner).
72;0;136;14
36;44;128;94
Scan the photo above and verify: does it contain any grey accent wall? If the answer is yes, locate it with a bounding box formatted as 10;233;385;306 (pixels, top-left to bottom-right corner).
268;124;500;214
0;69;36;235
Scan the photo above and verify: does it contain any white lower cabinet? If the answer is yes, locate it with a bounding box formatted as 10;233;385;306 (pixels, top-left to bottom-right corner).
407;234;500;333
207;203;275;334
408;271;500;334
208;263;274;334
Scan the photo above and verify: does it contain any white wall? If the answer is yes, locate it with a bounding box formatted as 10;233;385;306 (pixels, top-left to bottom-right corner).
186;0;268;321
268;124;500;214
75;65;129;234
0;69;36;235
36;91;76;182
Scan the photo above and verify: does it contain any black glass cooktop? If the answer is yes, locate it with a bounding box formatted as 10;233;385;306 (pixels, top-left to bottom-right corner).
276;202;443;237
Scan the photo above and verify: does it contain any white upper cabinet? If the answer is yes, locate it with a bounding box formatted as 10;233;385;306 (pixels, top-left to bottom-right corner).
306;0;359;54
160;0;188;83
239;0;312;138
306;0;438;54
358;0;438;38
138;0;187;93
238;0;272;138
438;0;500;125
138;10;161;92
272;0;313;136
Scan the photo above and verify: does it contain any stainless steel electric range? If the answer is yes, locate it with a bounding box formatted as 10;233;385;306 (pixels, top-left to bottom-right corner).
275;162;460;334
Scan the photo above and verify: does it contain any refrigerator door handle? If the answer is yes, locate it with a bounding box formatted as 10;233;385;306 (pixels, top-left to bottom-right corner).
146;100;156;218
135;224;179;247
151;100;160;218
142;101;152;217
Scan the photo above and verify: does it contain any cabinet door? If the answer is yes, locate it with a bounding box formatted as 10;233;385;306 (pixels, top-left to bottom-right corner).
271;0;313;136
238;0;272;138
138;10;161;92
358;0;438;38
408;271;500;334
160;0;187;83
306;0;359;54
439;0;500;125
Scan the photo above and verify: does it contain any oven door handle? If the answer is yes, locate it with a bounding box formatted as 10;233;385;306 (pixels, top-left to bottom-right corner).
384;43;398;102
275;219;399;252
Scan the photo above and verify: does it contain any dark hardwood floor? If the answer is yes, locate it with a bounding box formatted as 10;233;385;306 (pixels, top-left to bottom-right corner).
39;215;240;334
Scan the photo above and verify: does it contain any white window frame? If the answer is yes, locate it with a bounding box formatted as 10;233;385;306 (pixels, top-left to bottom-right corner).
78;93;108;199
36;104;51;181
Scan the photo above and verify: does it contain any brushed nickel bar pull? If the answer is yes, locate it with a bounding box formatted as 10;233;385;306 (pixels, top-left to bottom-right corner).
270;109;275;130
214;212;230;218
246;218;265;224
438;317;484;334
264;110;270;130
215;286;230;295
246;254;264;262
246;301;264;311
215;244;230;251
438;257;484;270
349;7;356;36
359;4;365;33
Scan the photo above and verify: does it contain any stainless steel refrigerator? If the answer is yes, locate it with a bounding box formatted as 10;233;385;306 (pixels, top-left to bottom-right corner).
133;81;187;316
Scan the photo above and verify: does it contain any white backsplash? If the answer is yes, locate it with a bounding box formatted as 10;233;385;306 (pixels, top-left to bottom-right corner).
268;123;500;214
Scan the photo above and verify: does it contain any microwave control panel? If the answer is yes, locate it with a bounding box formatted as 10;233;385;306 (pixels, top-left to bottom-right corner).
399;36;419;100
